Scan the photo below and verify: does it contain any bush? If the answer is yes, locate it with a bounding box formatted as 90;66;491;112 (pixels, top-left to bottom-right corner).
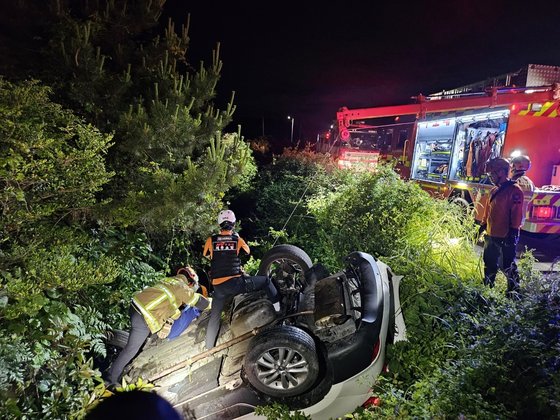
0;79;113;239
368;261;560;419
241;147;344;258
0;302;109;419
308;164;480;277
0;79;132;418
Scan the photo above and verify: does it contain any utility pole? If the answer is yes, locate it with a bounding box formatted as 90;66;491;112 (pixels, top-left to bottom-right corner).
287;115;294;145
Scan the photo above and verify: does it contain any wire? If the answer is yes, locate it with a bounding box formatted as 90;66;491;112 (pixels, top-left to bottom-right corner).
271;133;341;248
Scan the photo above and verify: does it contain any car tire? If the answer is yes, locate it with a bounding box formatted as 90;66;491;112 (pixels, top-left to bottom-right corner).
257;245;313;292
257;245;312;275
106;329;129;349
243;325;319;398
276;338;334;410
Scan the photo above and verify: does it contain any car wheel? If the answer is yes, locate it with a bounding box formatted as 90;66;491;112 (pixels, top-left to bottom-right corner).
257;245;313;293
276;338;334;410
243;326;319;398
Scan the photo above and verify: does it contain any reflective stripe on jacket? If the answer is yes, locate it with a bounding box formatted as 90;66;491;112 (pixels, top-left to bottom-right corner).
132;277;202;334
483;181;524;238
203;230;250;285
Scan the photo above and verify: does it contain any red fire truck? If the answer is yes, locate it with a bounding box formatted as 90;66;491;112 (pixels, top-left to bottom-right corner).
335;77;560;235
315;130;382;170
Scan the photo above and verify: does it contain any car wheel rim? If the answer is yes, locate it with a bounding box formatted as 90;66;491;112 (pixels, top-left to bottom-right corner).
255;346;309;391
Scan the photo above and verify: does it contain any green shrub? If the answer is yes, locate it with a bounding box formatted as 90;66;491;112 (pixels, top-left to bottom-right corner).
0;302;108;419
369;263;560;419
0;79;113;239
307;165;480;277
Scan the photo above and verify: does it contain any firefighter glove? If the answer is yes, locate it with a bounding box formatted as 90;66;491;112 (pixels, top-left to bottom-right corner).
477;223;487;238
157;318;175;339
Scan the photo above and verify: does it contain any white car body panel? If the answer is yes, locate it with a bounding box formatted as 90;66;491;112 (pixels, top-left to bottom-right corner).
236;259;404;420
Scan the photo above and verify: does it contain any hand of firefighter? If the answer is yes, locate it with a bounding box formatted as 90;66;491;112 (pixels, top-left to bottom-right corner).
507;228;520;246
194;294;211;311
477;223;487;240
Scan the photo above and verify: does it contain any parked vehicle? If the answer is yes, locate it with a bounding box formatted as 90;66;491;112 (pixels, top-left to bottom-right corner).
110;245;406;419
331;64;560;236
315;133;384;171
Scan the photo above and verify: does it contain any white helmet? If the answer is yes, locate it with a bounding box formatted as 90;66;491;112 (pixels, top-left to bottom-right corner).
218;209;236;226
510;155;531;172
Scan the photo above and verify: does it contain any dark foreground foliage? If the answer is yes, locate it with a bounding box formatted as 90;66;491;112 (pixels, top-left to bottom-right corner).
373;268;560;419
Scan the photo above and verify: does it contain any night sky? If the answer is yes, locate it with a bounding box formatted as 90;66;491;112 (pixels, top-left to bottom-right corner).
164;0;560;147
1;1;558;147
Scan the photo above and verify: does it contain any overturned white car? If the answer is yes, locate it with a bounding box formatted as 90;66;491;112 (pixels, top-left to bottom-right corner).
113;245;406;419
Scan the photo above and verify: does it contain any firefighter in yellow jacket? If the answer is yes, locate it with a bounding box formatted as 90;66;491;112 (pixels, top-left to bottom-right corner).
105;267;210;385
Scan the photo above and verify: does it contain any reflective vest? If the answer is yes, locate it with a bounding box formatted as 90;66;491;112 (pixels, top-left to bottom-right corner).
209;233;242;281
132;278;201;333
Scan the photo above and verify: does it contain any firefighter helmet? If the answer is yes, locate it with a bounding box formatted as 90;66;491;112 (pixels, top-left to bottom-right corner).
485;157;510;173
177;266;199;288
217;210;236;227
510;155;531;172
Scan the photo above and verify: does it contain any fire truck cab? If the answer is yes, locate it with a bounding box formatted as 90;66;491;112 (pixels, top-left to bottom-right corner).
336;65;560;236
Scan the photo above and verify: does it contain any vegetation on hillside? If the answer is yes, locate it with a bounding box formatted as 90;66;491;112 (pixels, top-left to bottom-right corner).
0;2;557;418
0;1;254;417
249;151;559;419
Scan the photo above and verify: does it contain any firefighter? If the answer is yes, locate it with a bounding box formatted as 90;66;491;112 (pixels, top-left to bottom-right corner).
105;267;210;386
480;158;524;297
510;154;535;225
510;155;535;192
203;210;280;349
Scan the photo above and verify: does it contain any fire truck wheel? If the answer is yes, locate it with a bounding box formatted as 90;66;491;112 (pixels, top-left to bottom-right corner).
450;196;471;215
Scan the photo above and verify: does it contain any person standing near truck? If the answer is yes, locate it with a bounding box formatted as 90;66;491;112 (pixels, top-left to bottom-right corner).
510;154;535;192
510;154;535;225
480;158;525;297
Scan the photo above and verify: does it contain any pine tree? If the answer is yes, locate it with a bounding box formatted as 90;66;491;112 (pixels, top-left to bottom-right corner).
2;0;255;238
0;4;256;414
